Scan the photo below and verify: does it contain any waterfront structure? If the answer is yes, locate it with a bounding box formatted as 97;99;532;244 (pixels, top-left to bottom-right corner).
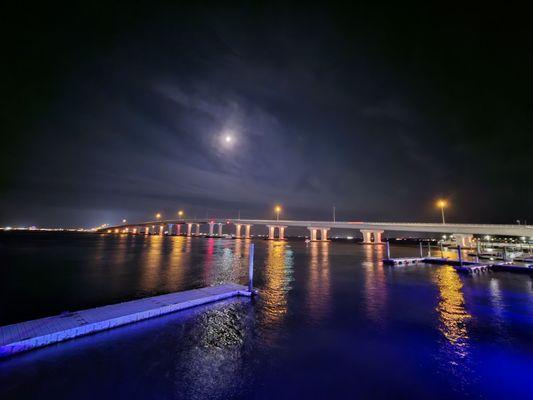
0;284;252;358
100;219;532;248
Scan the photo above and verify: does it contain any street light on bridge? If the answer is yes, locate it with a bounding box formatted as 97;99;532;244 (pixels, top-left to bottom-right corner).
156;213;162;220
275;205;282;221
436;200;447;224
122;219;127;224
178;210;184;219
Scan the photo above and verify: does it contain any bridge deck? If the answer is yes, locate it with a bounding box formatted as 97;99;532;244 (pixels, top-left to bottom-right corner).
102;219;533;237
0;283;251;358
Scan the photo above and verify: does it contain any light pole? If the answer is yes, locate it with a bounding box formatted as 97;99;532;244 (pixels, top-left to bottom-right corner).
436;200;447;224
275;205;281;221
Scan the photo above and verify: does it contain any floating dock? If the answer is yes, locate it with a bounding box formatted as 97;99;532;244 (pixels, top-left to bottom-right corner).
384;256;491;274
491;263;533;273
453;264;490;274
384;256;533;275
383;257;424;266
0;284;252;358
383;257;480;267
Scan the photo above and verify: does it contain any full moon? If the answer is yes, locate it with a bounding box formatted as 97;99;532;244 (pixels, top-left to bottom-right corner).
225;135;232;143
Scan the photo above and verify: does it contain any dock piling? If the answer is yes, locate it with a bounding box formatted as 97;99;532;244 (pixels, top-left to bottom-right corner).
248;243;255;293
457;245;463;266
386;240;391;259
419;242;423;258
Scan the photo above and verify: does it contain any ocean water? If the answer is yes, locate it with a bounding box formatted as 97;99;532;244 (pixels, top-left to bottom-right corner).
1;232;532;399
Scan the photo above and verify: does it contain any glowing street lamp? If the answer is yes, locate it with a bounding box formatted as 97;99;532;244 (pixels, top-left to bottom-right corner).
122;219;127;224
275;205;282;221
156;213;162;220
178;210;184;219
436;200;447;224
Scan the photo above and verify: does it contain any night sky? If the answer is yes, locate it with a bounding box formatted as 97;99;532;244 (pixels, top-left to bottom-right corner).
1;2;531;228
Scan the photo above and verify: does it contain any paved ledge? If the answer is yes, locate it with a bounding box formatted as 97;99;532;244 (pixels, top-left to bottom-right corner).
0;283;252;358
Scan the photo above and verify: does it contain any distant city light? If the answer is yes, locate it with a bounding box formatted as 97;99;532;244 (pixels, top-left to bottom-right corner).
122;219;127;223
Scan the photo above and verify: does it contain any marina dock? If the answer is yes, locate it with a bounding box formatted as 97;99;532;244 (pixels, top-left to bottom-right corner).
384;256;533;274
383;257;425;266
492;263;533;273
0;284;253;358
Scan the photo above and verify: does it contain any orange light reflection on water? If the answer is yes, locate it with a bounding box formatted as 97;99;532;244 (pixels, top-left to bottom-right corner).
139;234;164;293
432;266;471;357
307;241;331;322
363;245;388;326
261;241;293;328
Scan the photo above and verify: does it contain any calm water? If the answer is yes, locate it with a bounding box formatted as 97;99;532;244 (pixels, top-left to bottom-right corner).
1;232;533;399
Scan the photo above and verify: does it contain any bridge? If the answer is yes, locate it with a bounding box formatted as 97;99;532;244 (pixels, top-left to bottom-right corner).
99;219;532;248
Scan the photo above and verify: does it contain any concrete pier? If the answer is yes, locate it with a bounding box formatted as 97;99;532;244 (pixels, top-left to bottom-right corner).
0;284;252;358
244;224;252;239
454;233;475;248
267;225;286;240
308;227;329;241
361;229;384;244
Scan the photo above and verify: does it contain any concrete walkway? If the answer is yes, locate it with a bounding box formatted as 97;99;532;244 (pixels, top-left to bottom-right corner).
0;283;252;358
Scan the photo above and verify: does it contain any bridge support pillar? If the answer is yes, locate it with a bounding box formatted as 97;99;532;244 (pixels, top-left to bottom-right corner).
159;225;164;235
454;234;474;248
308;227;318;241
245;224;252;239
195;223;201;235
218;223;223;236
187;223;193;236
208;222;215;236
268;225;275;240
361;230;383;244
176;224;181;235
321;228;330;242
268;225;287;240
373;230;384;244
361;230;372;244
235;224;242;238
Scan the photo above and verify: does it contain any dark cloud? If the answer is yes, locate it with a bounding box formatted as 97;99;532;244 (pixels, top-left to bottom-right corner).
1;2;531;227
